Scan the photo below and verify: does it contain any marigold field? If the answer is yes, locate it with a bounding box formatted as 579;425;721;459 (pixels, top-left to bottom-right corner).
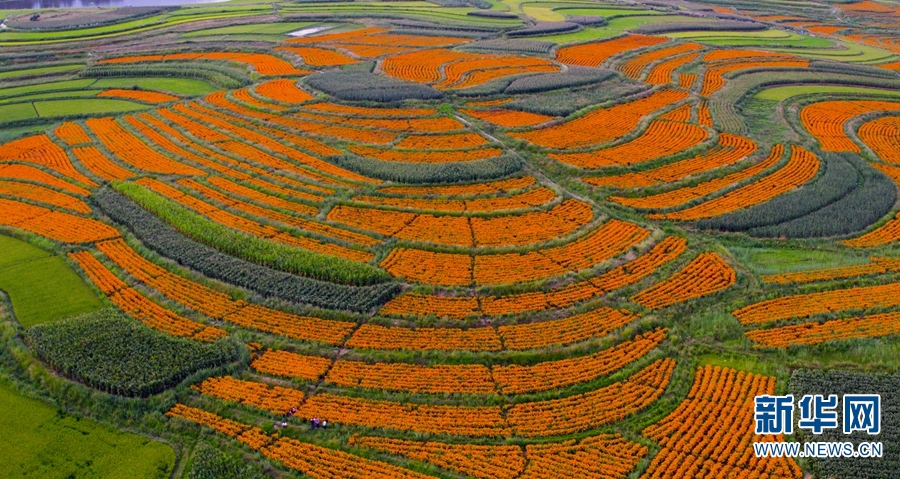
3;0;900;477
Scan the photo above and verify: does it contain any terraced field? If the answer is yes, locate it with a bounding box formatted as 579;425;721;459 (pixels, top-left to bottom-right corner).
2;0;900;477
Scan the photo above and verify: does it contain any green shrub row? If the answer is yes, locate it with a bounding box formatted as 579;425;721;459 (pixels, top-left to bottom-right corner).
329;153;521;184
113;181;391;286
94;187;398;312
28;310;239;397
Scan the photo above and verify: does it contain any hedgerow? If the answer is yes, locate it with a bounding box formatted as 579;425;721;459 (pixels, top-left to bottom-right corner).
427;0;490;8
508;76;649;117
809;61;899;79
27;310;239;397
456;76;522;96
80;63;250;90
633;21;766;34
329;153;522;184
505;67;616;94
426;0;467;6
304;71;443;102
567;15;608;26
113;182;389;286
792;369;900;479
747;154;896;238
187;444;269;479
467;11;520;19
507;22;581;37
695;152;858;233
461;39;555;54
388;19;500;34
93;188;399;311
390;28;492;39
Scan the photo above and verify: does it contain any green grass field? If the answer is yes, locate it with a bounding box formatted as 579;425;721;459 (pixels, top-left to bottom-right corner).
0;78;217;105
667;29;833;48
91;77;219;96
0;91;100;105
535;15;713;44
0;64;84;81
33;98;149;117
522;5;564;21
0;236;103;328
0;125;47;144
554;7;664;17
530;26;621;44
755;85;900;101
0;8;273;46
726;245;871;275
0;103;38;122
182;20;316;37
773;40;898;64
0;77;214;125
0;380;174;479
0;79;98;99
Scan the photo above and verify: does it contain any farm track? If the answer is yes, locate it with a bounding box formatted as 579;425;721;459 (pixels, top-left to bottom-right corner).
454;113;595;205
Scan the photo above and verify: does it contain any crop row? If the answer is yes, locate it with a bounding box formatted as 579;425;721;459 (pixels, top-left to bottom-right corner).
586;133;757;188
0;163;90;196
327;198;593;248
167;403;429;479
747;311;900;348
93;188;399;311
0;180;90;214
53;121;92;146
651;145;819;220
611;144;785;210
95;238;356;344
618;42;702;80
642;365;802;478
700;59;809;97
761;257;900;284
380;218;648;286
0;134;98;187
72;146;134;181
347;432;646;479
0;197;117;244
254;79;314;104
195;358;674;438
510;88;689;149
69;250;226;341
462;108;552;128
800;100;900;152
551;120;708;169
353;186;554;213
556;34;668;68
252;328;665;395
733;280;900;325
170;402;648;479
100;51;310;76
140;176;370;259
631;253;736;310
379;236;687;320
85;117;204;175
378;175;535;196
294;111;463;133
646;52;700;85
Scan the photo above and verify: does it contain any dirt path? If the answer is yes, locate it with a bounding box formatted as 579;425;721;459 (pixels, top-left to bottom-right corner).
454;113;595;205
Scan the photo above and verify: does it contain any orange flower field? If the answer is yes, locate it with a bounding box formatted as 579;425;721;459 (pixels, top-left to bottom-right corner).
5;7;900;478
